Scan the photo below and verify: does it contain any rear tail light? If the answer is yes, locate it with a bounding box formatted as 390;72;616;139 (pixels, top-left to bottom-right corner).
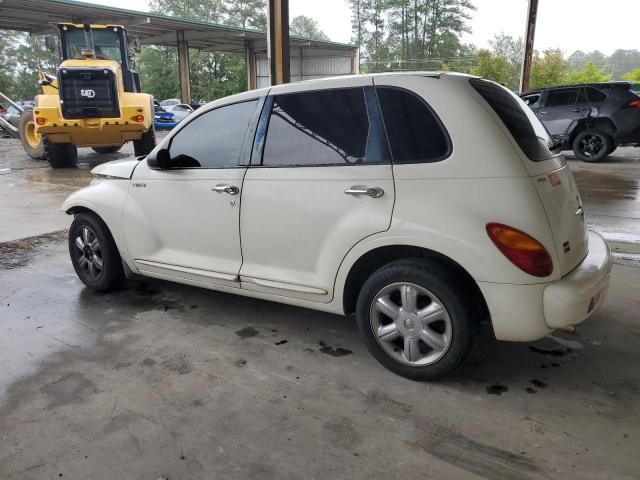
36;117;45;125
628;99;640;107
135;114;145;123
486;223;553;277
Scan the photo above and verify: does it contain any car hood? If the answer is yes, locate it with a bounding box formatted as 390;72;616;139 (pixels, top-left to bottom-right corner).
155;111;175;119
91;158;140;179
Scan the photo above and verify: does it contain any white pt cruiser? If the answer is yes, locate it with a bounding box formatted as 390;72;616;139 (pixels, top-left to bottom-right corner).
63;73;612;380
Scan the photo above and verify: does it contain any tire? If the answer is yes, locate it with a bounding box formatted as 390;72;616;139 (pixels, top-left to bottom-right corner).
572;130;611;162
355;259;476;381
607;142;617;155
92;146;122;154
133;126;156;156
43;135;78;168
18;110;46;160
69;212;125;292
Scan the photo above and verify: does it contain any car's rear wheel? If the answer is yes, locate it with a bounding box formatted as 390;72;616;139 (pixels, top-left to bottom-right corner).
572;130;611;162
355;259;476;381
133;126;156;157
69;213;125;291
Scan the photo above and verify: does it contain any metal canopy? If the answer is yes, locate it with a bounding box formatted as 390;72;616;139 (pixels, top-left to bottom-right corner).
0;0;356;54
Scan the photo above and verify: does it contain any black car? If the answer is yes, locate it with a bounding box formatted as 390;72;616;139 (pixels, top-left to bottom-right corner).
521;82;640;162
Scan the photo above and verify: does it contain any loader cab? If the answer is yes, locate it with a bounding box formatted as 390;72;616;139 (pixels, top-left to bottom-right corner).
56;23;141;93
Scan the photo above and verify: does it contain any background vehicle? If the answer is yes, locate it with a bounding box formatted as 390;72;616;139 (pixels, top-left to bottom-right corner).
163;103;194;123
63;73;611;381
160;98;181;107
521;82;640;162
23;23;155;167
153;105;177;129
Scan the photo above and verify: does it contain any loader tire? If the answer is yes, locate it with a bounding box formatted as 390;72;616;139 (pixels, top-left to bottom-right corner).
19;111;46;160
92;146;122;154
43;135;78;168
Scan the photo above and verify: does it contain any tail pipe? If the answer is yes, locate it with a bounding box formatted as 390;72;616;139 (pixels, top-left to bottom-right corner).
82;23;96;59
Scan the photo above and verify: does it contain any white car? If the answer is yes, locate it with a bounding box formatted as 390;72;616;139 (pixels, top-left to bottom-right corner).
62;72;612;380
159;98;181;107
163;103;195;122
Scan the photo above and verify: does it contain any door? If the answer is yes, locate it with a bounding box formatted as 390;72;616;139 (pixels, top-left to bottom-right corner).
239;84;395;302
538;87;590;137
122;99;260;287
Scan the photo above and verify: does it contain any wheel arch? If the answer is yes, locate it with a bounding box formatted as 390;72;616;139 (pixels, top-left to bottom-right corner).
341;244;489;323
569;117;617;143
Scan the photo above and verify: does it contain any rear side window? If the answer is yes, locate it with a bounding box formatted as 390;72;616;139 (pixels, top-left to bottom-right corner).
470;78;555;162
262;88;373;166
377;87;450;163
586;87;607;103
545;88;579;107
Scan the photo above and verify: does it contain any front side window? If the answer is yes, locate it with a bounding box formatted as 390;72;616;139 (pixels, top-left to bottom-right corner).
262;88;371;166
522;94;541;109
169;100;257;168
377;87;451;163
545;88;580;107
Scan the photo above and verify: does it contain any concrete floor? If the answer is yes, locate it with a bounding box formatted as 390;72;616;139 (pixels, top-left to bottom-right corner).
0;136;639;479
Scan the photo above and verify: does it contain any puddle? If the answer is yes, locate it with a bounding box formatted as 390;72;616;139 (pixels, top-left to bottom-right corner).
486;384;508;395
318;341;352;357
235;326;259;338
0;230;67;269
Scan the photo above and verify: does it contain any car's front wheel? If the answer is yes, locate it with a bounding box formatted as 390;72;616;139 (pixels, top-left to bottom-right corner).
69;213;125;291
355;259;476;381
572;130;611;162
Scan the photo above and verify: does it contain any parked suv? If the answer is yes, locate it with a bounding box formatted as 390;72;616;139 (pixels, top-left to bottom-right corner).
521;82;640;162
63;73;612;380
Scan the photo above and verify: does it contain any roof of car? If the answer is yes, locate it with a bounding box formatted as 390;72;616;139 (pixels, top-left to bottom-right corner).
522;81;632;96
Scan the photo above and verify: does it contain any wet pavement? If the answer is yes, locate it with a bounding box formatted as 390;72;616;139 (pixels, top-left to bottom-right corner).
0;137;639;479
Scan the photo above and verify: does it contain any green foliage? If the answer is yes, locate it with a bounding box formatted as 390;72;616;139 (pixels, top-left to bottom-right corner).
566;62;613;85
349;0;475;72
530;49;568;89
0;30;58;101
290;15;330;41
622;68;640;82
471;49;517;89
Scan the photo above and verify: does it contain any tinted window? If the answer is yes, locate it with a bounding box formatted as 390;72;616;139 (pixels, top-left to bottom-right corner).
262;88;370;166
169;100;257;168
545;88;579;107
577;88;588;104
377;87;450;163
586;87;607;103
522;94;541;108
470;78;555;162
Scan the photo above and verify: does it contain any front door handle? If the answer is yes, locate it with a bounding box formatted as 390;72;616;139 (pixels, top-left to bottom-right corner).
211;184;239;195
344;186;384;198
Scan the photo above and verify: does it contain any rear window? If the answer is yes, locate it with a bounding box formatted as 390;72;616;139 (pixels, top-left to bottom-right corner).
585;87;607;103
470;78;555;162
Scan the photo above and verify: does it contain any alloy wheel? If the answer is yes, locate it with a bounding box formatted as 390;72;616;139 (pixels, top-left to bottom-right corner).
579;133;605;158
369;282;452;366
73;226;104;281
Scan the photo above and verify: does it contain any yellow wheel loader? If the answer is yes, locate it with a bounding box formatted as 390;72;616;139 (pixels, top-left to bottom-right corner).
21;23;155;168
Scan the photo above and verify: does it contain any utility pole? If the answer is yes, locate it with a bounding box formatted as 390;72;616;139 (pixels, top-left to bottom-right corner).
267;0;290;85
519;0;539;93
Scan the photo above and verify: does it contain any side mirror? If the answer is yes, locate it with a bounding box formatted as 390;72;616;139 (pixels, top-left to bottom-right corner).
147;148;172;169
44;36;57;53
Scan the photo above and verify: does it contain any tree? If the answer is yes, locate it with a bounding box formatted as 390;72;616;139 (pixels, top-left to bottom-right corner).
566;62;613;84
136;46;179;101
224;0;266;30
530;49;568;89
290;15;330;41
471;49;516;88
622;68;640;82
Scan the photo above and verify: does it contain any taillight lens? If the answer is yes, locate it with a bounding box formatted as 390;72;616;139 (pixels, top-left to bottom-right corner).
628;99;640;107
486;223;553;277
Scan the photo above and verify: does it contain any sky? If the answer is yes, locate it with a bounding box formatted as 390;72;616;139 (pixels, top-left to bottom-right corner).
90;0;638;56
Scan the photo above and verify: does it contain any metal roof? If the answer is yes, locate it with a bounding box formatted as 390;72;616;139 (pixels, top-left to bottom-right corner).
0;0;356;53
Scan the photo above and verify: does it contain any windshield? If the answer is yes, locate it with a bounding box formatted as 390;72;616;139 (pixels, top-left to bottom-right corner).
470;78;555;162
65;28;123;63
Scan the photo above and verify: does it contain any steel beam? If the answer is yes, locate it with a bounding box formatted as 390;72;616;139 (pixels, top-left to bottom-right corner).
519;0;538;93
267;0;290;85
177;30;191;104
245;40;257;90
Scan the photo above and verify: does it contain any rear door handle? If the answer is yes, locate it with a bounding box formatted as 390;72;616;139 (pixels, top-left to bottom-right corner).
344;186;384;198
571;108;586;112
211;184;239;195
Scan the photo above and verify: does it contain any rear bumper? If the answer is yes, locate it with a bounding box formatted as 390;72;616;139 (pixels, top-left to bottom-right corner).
478;231;612;341
543;231;612;329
